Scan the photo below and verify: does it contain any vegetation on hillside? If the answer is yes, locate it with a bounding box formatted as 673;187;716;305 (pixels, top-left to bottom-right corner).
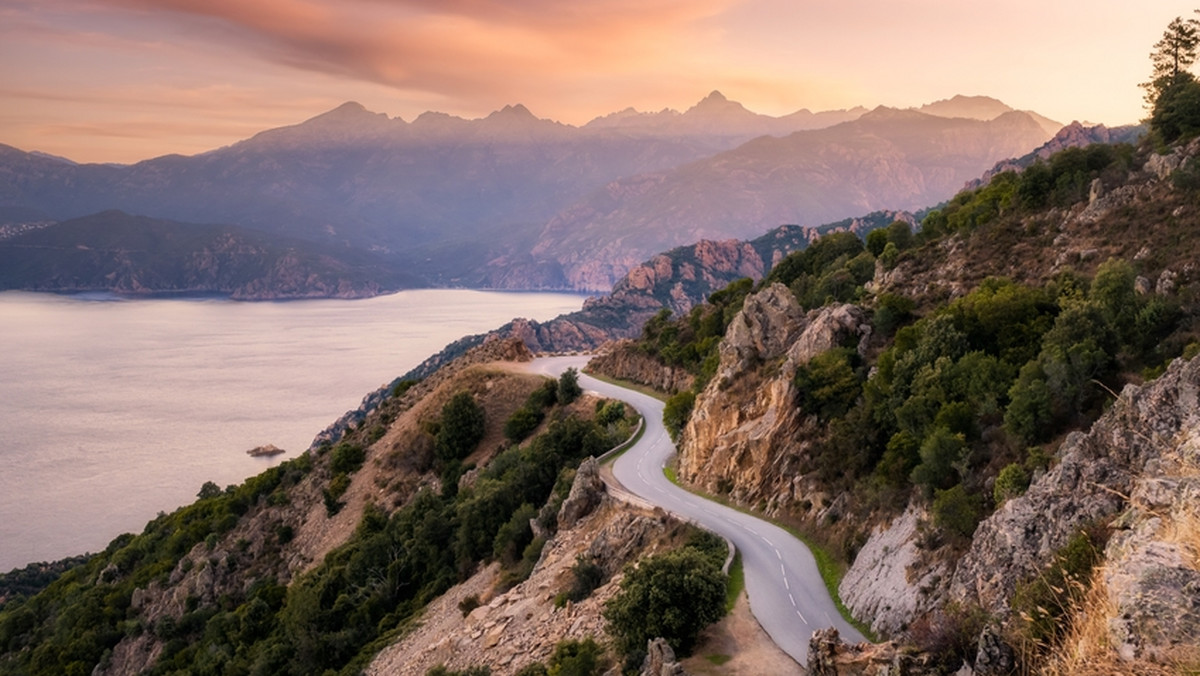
0;368;633;676
603;530;729;670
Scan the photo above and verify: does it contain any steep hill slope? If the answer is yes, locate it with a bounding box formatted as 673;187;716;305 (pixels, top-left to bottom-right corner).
591;137;1200;673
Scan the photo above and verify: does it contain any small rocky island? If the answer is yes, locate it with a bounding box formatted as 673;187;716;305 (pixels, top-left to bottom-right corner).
245;444;285;458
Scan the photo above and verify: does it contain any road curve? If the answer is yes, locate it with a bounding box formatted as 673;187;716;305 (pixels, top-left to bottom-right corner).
524;356;867;665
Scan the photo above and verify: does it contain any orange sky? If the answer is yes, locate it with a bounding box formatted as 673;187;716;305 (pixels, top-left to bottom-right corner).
1;0;1196;164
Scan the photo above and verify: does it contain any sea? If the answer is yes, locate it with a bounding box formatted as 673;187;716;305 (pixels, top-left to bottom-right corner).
0;289;586;572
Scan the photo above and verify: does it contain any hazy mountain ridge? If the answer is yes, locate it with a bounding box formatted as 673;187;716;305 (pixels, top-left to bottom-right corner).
0;210;417;299
527;106;1058;289
0;94;1060;294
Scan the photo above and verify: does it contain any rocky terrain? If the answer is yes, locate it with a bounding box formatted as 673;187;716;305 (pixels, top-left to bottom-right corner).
678;286;871;508
366;485;678;675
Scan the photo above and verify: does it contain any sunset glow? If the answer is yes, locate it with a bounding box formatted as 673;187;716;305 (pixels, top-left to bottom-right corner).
2;0;1196;163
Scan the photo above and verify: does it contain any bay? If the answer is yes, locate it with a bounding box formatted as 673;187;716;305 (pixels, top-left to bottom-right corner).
0;289;584;572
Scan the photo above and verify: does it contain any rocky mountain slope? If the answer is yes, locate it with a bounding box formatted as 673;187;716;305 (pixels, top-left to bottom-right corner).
589;137;1200;673
381;211;912;399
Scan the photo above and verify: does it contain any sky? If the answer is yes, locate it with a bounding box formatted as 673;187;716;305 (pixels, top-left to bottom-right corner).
1;0;1197;164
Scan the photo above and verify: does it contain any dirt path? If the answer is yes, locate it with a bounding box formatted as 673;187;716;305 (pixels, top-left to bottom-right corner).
684;590;806;675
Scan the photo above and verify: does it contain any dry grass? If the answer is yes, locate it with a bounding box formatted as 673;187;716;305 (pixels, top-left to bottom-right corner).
1158;451;1200;570
1039;445;1200;676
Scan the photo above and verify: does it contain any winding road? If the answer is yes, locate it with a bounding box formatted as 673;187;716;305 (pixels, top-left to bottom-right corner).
525;356;867;666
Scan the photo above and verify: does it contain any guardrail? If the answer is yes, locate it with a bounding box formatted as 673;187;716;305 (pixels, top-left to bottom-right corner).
593;410;736;576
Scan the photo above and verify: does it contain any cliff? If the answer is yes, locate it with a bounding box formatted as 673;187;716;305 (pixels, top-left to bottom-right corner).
678;284;870;509
588;340;695;394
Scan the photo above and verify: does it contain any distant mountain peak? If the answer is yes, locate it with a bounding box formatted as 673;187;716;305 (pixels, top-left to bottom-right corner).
916;95;1015;121
684;90;752;120
302;101;390;128
489;104;537;120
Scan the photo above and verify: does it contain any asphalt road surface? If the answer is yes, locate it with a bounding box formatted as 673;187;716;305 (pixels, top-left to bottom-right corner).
525;356;868;665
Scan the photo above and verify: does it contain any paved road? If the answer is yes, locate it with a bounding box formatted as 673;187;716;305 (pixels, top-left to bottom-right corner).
525;356;867;665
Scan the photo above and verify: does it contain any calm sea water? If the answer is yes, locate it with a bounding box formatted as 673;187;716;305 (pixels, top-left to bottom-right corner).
0;290;585;572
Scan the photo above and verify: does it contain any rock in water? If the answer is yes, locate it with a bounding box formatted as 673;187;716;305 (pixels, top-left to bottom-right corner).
246;444;285;457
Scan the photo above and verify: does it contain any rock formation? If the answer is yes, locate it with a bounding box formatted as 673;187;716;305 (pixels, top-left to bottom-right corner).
838;506;950;637
587;340;695;394
678;284;871;507
807;628;933;675
640;638;687;676
949;356;1200;616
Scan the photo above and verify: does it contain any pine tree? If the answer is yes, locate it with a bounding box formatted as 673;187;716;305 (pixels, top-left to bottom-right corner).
1142;14;1200;109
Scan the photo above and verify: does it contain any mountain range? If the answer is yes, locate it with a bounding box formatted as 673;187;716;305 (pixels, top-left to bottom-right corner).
0;93;1062;295
3;128;1197;675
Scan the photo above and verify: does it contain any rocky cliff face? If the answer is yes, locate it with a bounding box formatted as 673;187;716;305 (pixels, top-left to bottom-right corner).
678;284;871;508
674;274;1200;671
588;340;695;394
837;506;949;637
944;356;1200;666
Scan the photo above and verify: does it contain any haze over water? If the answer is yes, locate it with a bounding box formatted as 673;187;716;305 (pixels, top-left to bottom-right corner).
0;290;584;572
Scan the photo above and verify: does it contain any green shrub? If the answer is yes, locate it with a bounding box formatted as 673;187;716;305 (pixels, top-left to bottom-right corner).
931;485;983;538
436;392;486;463
595;400;626;426
504;406;543;443
603;548;726;658
662;391;695;442
330;442;365;475
458;595;480;617
557;557;605;606
547;637;606;676
993;463;1030;505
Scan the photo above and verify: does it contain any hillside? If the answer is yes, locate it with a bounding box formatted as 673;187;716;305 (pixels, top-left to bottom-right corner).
591;136;1200;673
0;210;418;299
9;125;1200;676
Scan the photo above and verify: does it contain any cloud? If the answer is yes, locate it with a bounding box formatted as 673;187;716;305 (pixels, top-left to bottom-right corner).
66;0;735;115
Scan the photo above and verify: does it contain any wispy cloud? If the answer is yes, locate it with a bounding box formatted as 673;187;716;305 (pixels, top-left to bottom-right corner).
69;0;733;112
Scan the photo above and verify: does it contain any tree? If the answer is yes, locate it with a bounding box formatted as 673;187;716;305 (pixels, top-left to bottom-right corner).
436;392;486;463
197;481;222;500
1144;15;1200;108
603;548;726;658
910;427;966;494
557;368;582;405
1146;14;1200;143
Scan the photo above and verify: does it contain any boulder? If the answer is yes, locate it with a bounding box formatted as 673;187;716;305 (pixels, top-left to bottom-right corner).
640;638;686;676
558;457;606;530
